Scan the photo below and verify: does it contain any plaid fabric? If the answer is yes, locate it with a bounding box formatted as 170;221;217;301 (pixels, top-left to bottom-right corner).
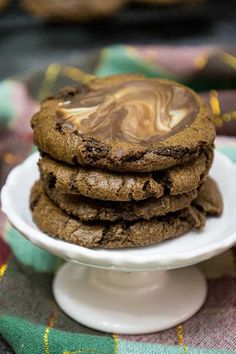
0;45;236;354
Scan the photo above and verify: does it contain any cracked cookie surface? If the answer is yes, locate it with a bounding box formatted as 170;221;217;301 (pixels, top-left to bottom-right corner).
32;75;215;172
30;177;222;248
42;180;198;221
39;149;213;202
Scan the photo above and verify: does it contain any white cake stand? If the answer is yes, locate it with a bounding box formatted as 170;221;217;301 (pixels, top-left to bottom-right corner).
1;151;236;334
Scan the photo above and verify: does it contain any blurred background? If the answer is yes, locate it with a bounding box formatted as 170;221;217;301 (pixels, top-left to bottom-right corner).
0;0;236;78
0;1;236;353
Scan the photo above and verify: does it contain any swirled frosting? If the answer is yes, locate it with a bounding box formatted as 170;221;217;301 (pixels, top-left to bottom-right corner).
56;79;199;144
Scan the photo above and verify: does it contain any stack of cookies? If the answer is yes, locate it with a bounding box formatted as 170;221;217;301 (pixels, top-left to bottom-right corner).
30;74;223;249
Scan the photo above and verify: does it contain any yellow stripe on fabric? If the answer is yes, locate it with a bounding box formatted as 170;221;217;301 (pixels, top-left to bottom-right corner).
194;54;209;69
44;327;50;354
3;153;22;165
112;334;119;354
209;90;223;127
38;62;95;101
0;263;8;278
61;66;95;84
177;324;188;353
209;89;236;127
210;90;221;116
43;303;57;354
38;63;61;100
221;111;236;123
0;236;9;279
221;52;236;70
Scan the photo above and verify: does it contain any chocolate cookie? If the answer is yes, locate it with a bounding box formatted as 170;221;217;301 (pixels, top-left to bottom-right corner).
42;180;198;221
30;177;221;249
0;0;8;11
39;154;163;201
194;177;223;216
23;0;127;22
31;74;215;172
133;0;201;5
39;149;213;202
166;149;213;195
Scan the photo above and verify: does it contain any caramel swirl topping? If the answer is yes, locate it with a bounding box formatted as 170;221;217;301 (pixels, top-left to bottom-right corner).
56;79;199;144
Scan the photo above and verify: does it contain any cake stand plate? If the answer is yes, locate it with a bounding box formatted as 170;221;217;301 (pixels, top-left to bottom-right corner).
53;264;206;334
1;151;236;334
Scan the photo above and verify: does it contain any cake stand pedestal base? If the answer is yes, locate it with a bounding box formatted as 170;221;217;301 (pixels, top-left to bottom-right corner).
53;263;207;334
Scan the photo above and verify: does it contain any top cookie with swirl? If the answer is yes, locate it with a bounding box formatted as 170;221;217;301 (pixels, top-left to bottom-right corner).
32;74;215;172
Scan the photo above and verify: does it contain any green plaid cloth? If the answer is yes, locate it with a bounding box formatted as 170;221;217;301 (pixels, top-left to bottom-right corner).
0;45;236;354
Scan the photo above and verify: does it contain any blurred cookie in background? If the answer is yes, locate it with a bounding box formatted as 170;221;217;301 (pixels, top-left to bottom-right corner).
22;0;206;22
0;0;9;11
133;0;203;4
22;0;128;22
